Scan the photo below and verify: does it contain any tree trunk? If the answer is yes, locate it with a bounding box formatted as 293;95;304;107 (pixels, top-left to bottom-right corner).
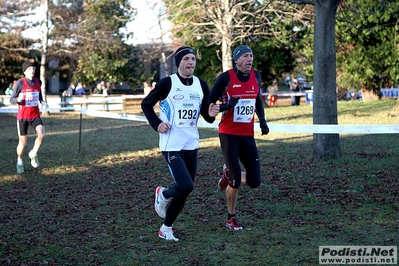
221;38;233;71
220;0;233;72
313;0;342;159
40;0;49;115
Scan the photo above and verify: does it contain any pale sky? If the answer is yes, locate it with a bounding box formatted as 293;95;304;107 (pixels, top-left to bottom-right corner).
127;0;171;45
20;0;171;45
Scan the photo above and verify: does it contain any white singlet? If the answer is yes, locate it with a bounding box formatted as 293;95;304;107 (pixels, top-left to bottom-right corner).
158;74;204;151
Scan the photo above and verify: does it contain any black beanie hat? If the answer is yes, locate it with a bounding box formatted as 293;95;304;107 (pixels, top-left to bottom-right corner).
22;61;35;73
175;46;195;67
233;45;253;62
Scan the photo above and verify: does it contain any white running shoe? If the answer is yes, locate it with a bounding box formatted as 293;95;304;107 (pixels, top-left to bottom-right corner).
158;225;179;241
28;150;39;168
154;186;170;219
16;163;24;174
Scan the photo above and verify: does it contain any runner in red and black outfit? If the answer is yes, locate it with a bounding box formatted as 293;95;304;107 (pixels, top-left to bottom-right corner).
10;61;47;174
209;45;270;230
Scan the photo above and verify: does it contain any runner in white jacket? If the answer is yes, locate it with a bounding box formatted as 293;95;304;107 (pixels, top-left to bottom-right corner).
141;46;219;241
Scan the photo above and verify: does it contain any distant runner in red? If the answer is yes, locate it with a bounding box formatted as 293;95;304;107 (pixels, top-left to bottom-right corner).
10;61;47;174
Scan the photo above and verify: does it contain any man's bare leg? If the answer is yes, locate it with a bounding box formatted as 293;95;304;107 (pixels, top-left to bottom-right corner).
226;186;238;215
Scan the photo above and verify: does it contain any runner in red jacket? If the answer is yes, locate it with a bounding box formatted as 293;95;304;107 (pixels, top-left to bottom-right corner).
209;45;270;231
10;61;47;174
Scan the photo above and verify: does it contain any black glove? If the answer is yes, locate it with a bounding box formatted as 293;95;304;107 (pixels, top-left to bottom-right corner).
228;97;239;108
260;118;269;135
220;97;240;112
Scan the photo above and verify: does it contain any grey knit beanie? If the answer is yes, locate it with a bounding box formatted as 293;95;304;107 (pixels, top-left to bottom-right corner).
233;45;253;61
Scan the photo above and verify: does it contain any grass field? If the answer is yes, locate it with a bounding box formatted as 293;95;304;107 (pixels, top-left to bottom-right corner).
0;99;398;265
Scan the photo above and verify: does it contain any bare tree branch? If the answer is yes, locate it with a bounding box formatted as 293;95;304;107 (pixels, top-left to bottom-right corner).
285;0;314;4
163;0;314;70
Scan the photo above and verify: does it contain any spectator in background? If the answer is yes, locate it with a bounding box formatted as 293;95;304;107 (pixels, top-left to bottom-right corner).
5;82;14;95
93;81;107;95
267;78;278;107
284;76;291;87
290;78;301;106
66;82;75;96
93;83;103;94
101;81;108;96
143;81;152;96
260;81;267;93
102;85;108;96
75;83;85;96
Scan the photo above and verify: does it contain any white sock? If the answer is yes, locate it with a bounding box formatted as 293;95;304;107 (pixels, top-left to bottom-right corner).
30;148;38;155
160;224;172;231
160;191;166;201
17;158;23;165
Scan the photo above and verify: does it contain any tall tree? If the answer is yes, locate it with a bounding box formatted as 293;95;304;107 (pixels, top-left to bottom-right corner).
288;0;399;159
71;0;135;89
40;0;49;103
251;41;297;84
0;1;43;87
0;34;36;87
287;0;397;159
47;0;85;83
312;0;341;159
190;36;297;86
285;0;341;159
336;0;399;100
300;0;399;100
1;0;138;93
0;0;52;101
164;0;343;159
163;0;312;71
